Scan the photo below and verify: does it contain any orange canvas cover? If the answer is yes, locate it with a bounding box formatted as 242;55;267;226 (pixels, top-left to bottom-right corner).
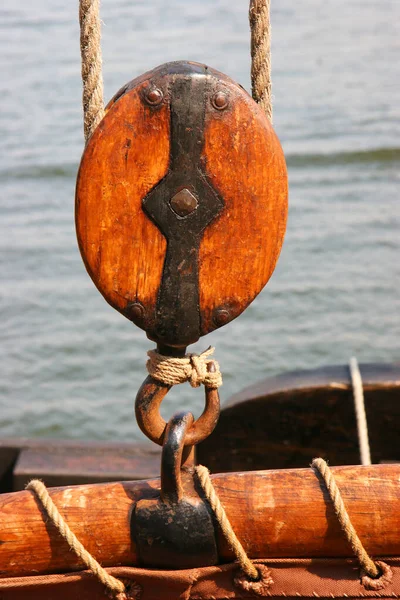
0;558;398;599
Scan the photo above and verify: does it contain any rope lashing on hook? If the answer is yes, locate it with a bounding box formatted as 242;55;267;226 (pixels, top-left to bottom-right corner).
78;0;272;142
26;480;130;599
147;346;223;389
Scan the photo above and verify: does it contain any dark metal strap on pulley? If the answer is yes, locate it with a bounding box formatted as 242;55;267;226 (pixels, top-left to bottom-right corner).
143;74;224;347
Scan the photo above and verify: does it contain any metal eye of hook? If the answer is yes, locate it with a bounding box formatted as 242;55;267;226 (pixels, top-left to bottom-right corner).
161;411;194;503
135;371;220;447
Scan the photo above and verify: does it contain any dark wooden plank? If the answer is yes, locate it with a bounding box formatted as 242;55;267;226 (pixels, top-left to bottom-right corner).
0;447;19;494
226;362;400;405
13;445;161;491
0;438;161;492
197;363;400;472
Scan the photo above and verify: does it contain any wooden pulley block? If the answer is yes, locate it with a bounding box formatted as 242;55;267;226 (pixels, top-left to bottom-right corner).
76;61;288;349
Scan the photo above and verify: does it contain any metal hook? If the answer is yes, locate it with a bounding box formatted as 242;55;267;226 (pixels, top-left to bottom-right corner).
135;369;220;447
134;409;219;568
161;411;194;503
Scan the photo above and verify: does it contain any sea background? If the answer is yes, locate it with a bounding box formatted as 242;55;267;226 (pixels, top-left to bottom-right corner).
0;0;399;442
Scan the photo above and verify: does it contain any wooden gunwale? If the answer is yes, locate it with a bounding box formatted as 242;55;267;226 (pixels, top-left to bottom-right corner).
0;463;400;577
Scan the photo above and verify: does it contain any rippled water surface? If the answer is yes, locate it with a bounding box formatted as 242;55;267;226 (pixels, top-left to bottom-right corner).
1;0;399;441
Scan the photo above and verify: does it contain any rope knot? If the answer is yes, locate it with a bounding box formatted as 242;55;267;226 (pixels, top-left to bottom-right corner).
188;352;208;387
146;346;222;388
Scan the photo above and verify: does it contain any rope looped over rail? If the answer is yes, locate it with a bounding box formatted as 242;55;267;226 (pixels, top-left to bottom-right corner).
26;480;130;599
311;458;391;588
198;460;393;592
196;465;260;580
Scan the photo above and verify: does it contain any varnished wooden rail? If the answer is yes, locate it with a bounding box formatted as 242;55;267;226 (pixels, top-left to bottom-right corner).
0;464;399;577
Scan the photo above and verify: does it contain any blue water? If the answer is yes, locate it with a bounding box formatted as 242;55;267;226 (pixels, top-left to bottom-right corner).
0;0;399;442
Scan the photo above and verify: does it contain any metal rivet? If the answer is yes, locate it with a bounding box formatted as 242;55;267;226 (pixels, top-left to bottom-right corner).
145;88;163;106
170;188;198;217
213;308;231;327
129;302;145;321
212;91;229;110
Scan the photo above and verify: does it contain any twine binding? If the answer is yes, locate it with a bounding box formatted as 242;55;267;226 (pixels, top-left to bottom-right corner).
146;346;222;389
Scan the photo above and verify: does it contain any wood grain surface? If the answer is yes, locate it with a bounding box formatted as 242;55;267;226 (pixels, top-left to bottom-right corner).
76;62;288;345
1;464;399;577
199;79;288;333
76;85;169;329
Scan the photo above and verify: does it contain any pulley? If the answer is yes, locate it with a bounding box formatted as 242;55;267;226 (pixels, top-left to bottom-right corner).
76;61;288;351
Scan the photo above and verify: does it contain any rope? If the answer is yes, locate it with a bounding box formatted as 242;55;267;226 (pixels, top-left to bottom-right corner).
79;0;105;142
249;0;272;121
311;458;379;579
26;480;127;599
78;1;272;140
349;357;371;466
195;465;259;581
147;346;222;388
